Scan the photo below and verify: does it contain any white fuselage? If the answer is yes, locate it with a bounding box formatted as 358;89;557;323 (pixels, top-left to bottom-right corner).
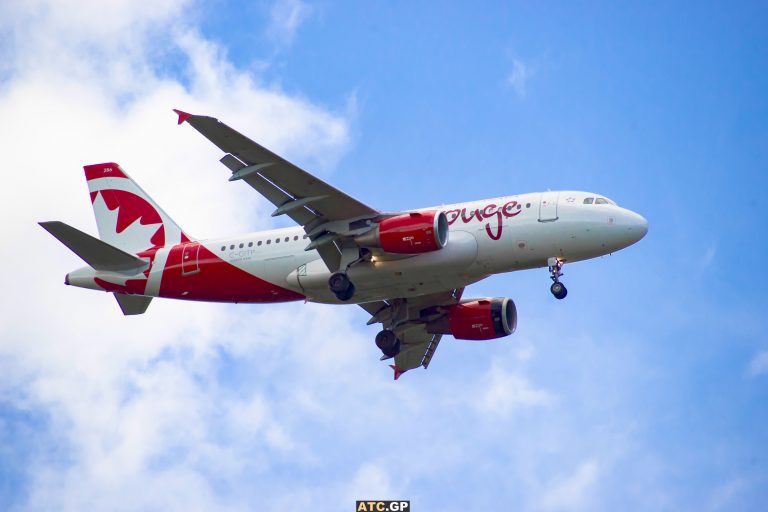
66;190;647;305
141;190;646;305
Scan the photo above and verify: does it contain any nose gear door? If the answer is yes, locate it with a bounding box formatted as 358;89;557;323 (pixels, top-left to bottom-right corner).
538;191;559;222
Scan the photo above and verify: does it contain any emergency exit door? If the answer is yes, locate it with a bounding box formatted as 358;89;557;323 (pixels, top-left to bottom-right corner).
182;242;201;275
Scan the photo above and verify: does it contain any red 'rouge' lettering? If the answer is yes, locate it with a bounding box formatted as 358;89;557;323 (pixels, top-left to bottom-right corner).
461;208;481;223
482;204;503;240
502;200;521;217
443;199;522;241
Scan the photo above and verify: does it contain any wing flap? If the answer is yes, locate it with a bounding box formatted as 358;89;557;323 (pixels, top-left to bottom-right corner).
362;288;464;379
394;332;442;373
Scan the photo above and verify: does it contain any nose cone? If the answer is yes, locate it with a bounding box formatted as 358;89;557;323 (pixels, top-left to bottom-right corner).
621;210;648;246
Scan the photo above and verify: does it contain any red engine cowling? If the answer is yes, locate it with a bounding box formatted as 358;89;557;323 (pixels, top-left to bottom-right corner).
356;211;449;254
427;298;517;340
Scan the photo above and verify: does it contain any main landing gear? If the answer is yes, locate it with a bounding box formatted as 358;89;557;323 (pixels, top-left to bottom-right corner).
548;257;568;300
327;249;371;301
375;329;402;358
329;271;355;301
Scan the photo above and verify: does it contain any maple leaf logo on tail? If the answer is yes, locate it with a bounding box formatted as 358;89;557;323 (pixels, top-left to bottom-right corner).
84;163;191;254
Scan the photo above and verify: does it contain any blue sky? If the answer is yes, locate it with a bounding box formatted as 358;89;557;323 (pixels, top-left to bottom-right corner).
1;1;767;510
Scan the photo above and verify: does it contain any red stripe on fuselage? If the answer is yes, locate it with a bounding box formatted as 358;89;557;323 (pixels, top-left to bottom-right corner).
94;277;148;295
159;243;305;303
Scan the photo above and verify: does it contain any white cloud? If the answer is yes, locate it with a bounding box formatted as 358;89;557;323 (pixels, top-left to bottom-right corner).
267;0;313;48
507;58;531;97
747;351;768;377
477;364;554;416
539;459;600;511
344;463;397;502
0;0;352;509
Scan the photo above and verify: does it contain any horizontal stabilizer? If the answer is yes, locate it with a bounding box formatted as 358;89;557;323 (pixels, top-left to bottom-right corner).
114;293;152;315
39;221;148;272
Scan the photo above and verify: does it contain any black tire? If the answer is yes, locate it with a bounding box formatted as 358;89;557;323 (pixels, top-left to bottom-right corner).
375;330;401;357
550;282;568;300
375;329;397;350
381;340;401;357
328;272;351;294
381;339;402;358
334;282;356;301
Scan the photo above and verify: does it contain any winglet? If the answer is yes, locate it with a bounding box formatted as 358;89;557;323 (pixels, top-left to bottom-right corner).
389;364;405;381
173;109;192;125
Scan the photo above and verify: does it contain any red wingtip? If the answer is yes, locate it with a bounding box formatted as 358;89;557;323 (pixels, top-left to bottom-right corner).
389;364;405;381
173;109;192;125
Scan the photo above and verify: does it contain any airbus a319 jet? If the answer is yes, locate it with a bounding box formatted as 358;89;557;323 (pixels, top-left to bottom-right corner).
40;110;648;379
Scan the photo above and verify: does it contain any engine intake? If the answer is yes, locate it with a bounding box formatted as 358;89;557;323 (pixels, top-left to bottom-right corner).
427;298;517;340
356;211;449;254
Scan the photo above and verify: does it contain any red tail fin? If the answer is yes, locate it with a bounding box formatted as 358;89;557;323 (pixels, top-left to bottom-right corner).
84;162;191;253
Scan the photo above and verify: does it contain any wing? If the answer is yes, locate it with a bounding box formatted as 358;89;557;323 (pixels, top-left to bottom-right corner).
174;110;380;270
393;326;442;375
361;287;464;379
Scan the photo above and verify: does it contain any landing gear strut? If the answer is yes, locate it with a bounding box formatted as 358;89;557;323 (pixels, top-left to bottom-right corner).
329;272;355;301
547;257;568;300
375;329;402;358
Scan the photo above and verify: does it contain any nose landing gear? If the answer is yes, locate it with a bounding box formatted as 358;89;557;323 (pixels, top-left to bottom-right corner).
547;257;568;300
550;281;567;299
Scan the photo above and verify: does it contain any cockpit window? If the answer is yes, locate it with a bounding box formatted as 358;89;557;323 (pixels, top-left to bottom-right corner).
583;197;594;204
595;198;609;204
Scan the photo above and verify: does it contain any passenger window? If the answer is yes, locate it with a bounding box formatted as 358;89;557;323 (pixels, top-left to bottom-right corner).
230;245;235;250
248;242;253;247
303;234;308;239
595;198;608;204
266;240;271;245
239;243;244;249
285;237;289;242
257;241;262;246
583;197;594;204
294;235;299;241
220;246;225;251
275;238;280;243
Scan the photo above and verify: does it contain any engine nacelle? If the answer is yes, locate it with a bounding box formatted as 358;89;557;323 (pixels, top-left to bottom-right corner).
355;211;449;254
427;298;517;340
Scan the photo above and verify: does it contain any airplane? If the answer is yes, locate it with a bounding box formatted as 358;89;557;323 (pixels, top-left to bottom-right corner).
39;109;648;380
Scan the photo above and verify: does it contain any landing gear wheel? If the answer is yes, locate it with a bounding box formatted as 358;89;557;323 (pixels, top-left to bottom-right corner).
328;272;355;301
375;330;402;358
550;282;568;300
328;272;351;293
547;257;567;300
334;282;355;301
